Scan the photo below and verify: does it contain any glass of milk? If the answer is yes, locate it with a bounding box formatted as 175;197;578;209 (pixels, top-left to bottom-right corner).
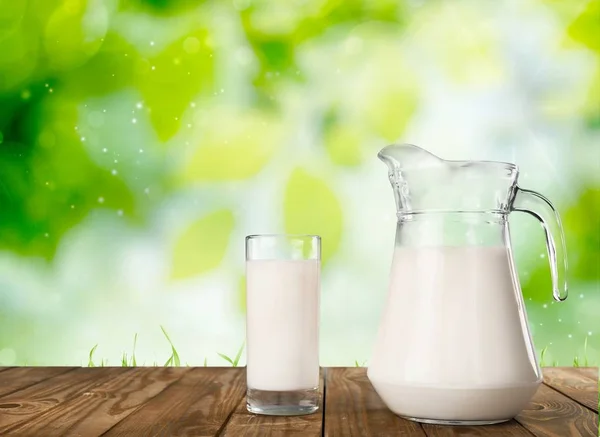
245;234;321;416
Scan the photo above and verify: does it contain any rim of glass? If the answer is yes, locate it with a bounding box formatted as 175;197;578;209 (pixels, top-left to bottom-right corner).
448;159;518;171
246;234;321;241
379;144;519;172
389;159;519;172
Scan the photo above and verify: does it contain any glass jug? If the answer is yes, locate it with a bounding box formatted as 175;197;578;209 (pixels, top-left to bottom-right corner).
367;144;568;425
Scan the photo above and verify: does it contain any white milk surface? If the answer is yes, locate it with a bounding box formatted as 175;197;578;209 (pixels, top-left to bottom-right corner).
368;245;542;421
246;259;320;391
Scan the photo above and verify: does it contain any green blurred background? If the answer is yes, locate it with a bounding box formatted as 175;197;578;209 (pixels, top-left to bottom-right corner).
0;0;598;366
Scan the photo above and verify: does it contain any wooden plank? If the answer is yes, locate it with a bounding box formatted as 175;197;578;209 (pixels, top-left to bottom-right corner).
221;369;325;437
220;397;323;437
102;367;245;436
0;367;118;434
7;367;187;436
577;367;599;382
0;367;74;398
323;367;425;437
422;420;533;436
516;384;599;437
543;368;598;412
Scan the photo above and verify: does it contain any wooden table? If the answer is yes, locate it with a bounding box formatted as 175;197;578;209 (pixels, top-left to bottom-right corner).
0;367;597;436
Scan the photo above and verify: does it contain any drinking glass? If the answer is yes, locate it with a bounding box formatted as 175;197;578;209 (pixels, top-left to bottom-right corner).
245;234;321;416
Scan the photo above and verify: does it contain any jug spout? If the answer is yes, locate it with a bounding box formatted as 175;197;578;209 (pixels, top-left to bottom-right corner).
377;143;445;173
377;143;519;215
378;144;447;213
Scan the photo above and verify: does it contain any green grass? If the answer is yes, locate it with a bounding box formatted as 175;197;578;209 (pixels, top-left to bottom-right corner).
217;342;245;367
539;338;595;368
88;344;98;367
131;333;138;366
160;325;181;367
540;346;549;367
86;327;246;367
121;333;137;367
85;334;596;368
86;328;180;367
573;336;589;368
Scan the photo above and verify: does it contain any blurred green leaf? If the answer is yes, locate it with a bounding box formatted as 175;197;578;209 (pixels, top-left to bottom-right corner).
522;187;600;302
120;0;205;15
564;0;600;126
408;2;505;86
139;29;215;141
43;0;108;72
583;62;600;128
0;22;39;93
171;209;235;280
284;168;343;265
180;107;283;182
363;84;418;141
0;96;136;259
62;32;140;97
562;187;600;281
239;0;405;92
324;121;365;167
0;0;27;42
567;0;600;53
522;266;551;303
28;0;64;29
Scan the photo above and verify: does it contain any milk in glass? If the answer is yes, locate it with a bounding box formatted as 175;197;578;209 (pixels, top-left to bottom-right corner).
246;259;320;392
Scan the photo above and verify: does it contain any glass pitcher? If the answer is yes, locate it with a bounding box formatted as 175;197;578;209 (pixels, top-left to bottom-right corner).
367;144;568;425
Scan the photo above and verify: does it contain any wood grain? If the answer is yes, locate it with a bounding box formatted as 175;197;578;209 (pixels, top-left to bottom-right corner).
543;367;598;412
220;370;325;437
577;367;599;382
7;367;186;436
323;367;425;437
220;397;322;437
0;367;596;436
516;384;599;437
102;367;245;437
0;367;74;398
422;420;534;436
0;367;116;434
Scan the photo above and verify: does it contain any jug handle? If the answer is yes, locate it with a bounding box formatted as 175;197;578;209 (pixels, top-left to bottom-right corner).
512;186;568;301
